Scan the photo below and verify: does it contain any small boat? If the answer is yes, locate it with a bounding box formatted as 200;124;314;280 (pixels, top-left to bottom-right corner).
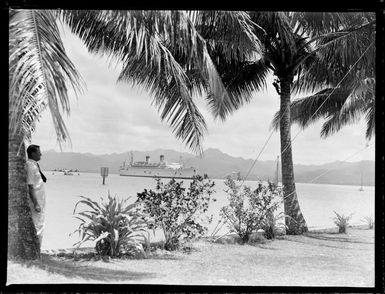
227;171;242;181
63;169;74;176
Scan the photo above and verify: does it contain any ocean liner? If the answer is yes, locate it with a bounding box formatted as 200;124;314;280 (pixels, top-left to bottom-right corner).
119;152;197;179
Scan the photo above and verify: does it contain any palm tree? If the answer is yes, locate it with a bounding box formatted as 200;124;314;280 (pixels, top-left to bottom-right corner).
270;13;375;141
198;11;375;234
9;9;84;259
9;9;259;259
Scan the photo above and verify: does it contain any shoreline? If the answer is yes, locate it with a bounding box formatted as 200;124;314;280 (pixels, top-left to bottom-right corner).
45;170;375;187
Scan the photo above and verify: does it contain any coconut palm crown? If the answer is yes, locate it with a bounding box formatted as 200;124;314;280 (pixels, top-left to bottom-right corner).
194;11;375;234
270;12;375;141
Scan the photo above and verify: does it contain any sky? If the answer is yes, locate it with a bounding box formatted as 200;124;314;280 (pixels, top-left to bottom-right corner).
31;23;375;165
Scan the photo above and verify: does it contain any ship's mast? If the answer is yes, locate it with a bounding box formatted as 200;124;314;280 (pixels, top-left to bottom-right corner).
130;151;134;165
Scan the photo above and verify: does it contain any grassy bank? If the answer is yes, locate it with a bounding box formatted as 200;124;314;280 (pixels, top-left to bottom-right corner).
7;228;374;286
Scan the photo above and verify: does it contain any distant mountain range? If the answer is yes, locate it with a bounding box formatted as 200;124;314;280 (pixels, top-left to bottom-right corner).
40;148;375;186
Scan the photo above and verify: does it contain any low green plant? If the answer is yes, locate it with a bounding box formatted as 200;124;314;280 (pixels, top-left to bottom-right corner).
136;175;215;251
262;211;287;239
220;178;283;244
361;215;374;229
333;211;353;233
72;193;151;258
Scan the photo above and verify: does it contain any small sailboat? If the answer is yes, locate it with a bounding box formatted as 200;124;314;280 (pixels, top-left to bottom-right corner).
359;172;364;191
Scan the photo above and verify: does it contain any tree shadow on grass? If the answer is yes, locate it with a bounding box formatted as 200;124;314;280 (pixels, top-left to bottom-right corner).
149;255;183;260
283;234;373;250
255;245;278;250
304;233;374;245
15;253;158;282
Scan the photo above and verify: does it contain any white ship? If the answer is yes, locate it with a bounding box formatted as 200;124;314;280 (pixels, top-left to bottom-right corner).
119;152;197;179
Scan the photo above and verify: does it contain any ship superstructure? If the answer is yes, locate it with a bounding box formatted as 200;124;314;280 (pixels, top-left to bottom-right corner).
119;152;196;179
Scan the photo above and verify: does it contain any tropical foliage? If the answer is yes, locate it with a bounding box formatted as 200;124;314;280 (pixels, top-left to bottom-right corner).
9;9;84;144
72;194;150;257
262;211;287;240
220;178;283;243
58;10;259;154
361;215;374;229
333;211;353;233
270;13;375;140
136;175;216;250
9;9;85;259
8;9;259;259
196;11;375;234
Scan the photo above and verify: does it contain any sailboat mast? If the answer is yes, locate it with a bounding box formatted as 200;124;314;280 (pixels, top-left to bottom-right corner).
275;156;280;186
359;172;364;191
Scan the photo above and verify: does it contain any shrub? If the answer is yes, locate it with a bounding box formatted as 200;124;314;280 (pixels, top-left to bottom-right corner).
361;215;374;229
220;178;283;244
136;175;215;251
72;193;150;258
333;211;353;233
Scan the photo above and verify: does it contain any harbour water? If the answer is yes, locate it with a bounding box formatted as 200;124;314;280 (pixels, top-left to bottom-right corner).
41;171;375;250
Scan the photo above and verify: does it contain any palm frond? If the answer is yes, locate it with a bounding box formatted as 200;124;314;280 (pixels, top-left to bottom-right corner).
295;12;375;96
289;12;347;38
270;87;351;130
59;10;262;153
365;98;375;140
320;94;366;138
9;9;84;145
192;11;261;61
118;49;207;154
59;10;209;153
249;12;298;69
206;58;270;119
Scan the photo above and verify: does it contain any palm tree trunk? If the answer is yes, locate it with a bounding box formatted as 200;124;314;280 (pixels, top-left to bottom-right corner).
8;132;40;259
279;77;308;235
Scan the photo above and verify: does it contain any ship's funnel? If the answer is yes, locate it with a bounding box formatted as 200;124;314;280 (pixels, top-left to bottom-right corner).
146;155;150;163
160;155;164;163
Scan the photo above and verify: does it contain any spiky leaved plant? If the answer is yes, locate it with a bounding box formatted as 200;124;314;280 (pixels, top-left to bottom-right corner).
361;215;374;229
72;194;151;258
333;211;353;233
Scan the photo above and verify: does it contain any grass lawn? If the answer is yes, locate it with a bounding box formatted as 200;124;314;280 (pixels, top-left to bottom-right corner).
7;227;374;287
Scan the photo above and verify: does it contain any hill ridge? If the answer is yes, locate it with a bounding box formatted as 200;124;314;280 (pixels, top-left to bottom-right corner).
40;148;374;186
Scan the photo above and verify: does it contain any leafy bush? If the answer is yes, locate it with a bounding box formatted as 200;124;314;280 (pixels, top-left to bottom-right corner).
220;178;283;244
333;211;353;233
72;194;150;258
136;175;215;251
361;215;374;229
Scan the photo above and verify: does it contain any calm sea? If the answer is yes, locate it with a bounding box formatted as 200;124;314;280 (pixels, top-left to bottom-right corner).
41;171;375;250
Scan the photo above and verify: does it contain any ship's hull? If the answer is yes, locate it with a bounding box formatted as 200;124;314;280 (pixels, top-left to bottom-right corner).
119;167;196;179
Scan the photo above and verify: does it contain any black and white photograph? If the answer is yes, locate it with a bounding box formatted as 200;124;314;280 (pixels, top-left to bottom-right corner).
7;6;382;290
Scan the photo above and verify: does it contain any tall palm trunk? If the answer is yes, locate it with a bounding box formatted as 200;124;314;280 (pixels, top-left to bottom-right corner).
279;76;308;234
8;131;40;259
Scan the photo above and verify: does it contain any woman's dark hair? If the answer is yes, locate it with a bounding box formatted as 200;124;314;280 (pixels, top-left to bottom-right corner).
27;144;40;158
